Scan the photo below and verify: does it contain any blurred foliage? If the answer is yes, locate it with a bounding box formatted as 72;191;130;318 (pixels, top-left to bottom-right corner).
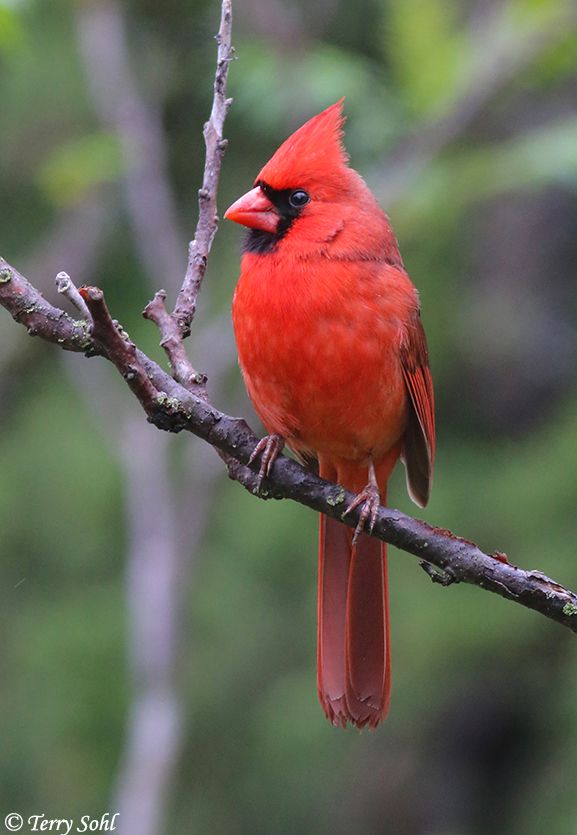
1;0;577;834
387;0;469;116
39;134;123;207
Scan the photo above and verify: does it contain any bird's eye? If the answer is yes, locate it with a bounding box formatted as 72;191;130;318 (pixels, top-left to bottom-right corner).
289;189;310;208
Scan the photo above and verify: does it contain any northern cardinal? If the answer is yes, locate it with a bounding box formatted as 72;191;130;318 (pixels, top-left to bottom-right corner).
225;101;435;728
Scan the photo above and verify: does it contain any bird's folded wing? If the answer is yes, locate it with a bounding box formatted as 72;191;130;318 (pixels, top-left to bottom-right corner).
400;311;436;507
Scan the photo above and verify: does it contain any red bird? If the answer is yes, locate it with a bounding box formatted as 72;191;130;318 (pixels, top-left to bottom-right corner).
225;101;435;729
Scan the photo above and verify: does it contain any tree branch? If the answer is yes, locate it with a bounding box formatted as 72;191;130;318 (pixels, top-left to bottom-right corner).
0;260;94;352
143;289;207;397
1;255;577;634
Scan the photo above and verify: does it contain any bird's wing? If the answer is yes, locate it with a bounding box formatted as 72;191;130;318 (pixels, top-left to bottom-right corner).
400;310;435;507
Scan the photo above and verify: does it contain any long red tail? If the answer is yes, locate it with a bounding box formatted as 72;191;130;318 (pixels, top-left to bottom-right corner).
317;513;391;728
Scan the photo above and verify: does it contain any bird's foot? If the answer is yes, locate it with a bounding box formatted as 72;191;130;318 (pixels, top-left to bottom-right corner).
343;460;380;545
249;433;285;489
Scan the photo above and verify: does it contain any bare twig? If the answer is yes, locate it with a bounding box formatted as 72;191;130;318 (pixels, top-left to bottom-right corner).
1;256;577;635
141;0;233;394
0;259;93;352
172;0;234;340
56;271;93;322
143;290;206;396
78;284;159;409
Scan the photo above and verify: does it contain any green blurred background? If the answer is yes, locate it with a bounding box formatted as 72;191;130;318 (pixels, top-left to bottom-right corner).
1;0;577;833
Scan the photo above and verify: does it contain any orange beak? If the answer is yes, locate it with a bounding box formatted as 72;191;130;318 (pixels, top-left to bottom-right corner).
224;186;279;233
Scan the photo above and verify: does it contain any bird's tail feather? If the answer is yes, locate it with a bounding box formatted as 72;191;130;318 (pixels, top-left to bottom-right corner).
317;512;391;729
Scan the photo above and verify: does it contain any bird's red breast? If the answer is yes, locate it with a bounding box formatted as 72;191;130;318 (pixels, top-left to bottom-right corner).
233;251;416;463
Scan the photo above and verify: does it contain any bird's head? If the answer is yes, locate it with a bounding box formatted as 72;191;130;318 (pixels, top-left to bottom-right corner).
225;100;376;256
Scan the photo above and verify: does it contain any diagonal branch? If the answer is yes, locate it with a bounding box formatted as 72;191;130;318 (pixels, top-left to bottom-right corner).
1;254;577;634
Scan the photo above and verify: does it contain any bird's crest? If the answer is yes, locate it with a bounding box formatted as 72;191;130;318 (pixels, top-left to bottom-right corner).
256;100;349;191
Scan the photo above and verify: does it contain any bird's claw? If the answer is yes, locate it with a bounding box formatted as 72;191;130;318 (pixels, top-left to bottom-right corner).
249;433;285;489
343;461;381;545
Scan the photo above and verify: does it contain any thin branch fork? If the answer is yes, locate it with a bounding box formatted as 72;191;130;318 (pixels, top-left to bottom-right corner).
1;255;577;635
143;289;208;400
